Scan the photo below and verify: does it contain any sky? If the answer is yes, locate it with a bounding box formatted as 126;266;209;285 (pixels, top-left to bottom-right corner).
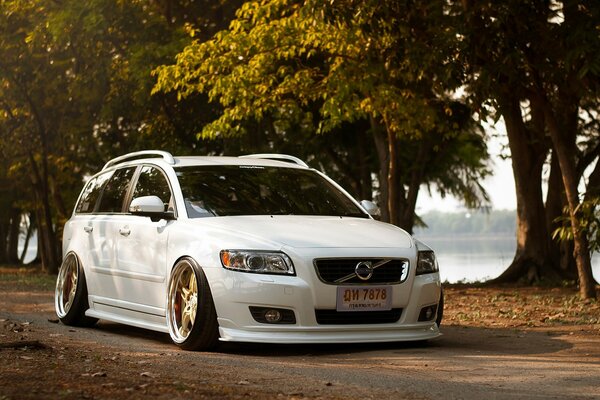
416;121;517;213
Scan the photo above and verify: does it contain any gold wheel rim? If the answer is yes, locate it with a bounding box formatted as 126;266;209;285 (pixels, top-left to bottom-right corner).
55;254;78;318
168;261;198;343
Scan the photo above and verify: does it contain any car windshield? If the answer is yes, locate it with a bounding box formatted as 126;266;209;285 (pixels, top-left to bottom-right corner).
175;165;368;218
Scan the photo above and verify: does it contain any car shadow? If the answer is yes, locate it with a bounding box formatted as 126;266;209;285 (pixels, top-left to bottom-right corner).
89;321;574;359
93;321;173;345
215;324;574;357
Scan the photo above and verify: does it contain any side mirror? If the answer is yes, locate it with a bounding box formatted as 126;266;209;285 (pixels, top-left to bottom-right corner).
130;196;175;221
360;200;380;218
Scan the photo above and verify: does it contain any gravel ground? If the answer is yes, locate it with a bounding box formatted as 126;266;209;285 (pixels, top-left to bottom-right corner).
1;267;599;400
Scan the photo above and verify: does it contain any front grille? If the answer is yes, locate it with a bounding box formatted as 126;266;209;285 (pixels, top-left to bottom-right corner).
314;259;408;284
315;309;403;325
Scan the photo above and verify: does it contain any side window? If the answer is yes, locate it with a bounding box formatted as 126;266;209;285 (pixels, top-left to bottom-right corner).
131;166;173;211
75;172;112;214
96;167;136;213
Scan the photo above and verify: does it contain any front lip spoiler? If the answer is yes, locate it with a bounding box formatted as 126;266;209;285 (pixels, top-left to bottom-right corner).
217;322;441;344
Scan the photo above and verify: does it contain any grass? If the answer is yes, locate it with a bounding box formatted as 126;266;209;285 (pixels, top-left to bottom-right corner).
0;264;56;292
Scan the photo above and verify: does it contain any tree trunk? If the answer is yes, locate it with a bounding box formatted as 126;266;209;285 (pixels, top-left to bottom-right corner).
19;213;35;264
28;153;59;273
386;128;400;226
357;132;372;201
371;117;390;223
0;217;7;264
545;152;577;279
494;94;558;283
541;96;597;299
398;138;429;233
7;208;21;264
584;156;600;200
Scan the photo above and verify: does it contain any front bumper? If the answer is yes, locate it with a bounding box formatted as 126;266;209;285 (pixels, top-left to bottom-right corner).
206;248;442;344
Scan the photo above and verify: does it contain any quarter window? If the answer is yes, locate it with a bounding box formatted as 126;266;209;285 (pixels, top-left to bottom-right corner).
96;167;136;213
75;172;112;214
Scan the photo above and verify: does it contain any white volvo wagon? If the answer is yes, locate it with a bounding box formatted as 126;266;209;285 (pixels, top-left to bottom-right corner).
55;150;443;350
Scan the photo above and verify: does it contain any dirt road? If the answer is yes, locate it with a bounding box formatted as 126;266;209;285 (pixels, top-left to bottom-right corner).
1;271;599;400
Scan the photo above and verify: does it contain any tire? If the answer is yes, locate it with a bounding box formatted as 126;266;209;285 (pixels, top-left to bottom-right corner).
436;288;444;327
55;252;98;327
166;258;220;351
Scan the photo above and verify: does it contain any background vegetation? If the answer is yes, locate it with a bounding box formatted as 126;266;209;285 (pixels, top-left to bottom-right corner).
415;210;517;237
1;0;599;298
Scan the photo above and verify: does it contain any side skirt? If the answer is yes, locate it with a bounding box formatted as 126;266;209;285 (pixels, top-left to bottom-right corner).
86;296;168;333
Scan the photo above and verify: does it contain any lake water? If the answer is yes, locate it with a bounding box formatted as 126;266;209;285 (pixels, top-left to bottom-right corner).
416;235;600;283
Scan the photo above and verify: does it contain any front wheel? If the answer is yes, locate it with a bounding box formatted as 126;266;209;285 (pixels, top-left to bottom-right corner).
166;258;220;351
55;252;98;327
436;289;444;327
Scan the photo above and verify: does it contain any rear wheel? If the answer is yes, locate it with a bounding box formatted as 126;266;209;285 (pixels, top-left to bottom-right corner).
55;252;98;327
166;258;219;351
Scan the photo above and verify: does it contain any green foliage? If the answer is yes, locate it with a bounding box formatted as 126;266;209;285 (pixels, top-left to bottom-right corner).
553;198;600;254
154;0;463;140
0;0;246;268
154;0;492;229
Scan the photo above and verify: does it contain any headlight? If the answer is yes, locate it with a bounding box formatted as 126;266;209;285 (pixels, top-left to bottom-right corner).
220;250;295;275
416;250;439;275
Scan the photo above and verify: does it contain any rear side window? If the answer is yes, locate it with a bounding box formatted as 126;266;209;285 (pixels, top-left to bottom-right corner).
96;167;136;213
75;172;112;214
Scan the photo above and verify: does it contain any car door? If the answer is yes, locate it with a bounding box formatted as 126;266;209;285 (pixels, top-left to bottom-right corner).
86;166;137;302
66;171;112;298
114;165;174;311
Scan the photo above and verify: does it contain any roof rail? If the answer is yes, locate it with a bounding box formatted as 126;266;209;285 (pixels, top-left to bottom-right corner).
102;150;175;170
239;153;308;168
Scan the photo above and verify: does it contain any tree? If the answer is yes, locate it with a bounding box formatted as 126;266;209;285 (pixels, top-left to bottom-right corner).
154;0;490;232
0;0;247;271
457;0;599;298
2;0;180;270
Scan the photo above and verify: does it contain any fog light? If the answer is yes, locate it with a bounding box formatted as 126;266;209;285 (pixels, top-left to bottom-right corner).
264;309;282;323
426;308;434;319
418;305;438;322
249;306;296;324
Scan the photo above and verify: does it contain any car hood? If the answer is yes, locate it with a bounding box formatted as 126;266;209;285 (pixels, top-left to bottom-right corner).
192;215;414;249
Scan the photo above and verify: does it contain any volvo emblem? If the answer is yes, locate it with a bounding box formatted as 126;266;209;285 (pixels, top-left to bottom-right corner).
355;261;374;281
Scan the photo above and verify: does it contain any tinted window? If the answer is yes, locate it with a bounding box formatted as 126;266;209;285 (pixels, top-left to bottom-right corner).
75;172;112;214
96;167;136;213
176;166;367;218
131;166;173;210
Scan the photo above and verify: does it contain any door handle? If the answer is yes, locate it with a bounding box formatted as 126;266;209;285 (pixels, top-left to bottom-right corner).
119;227;131;236
83;226;93;233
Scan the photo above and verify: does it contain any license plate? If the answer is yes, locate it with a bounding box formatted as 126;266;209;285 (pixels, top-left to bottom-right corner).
336;286;392;312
